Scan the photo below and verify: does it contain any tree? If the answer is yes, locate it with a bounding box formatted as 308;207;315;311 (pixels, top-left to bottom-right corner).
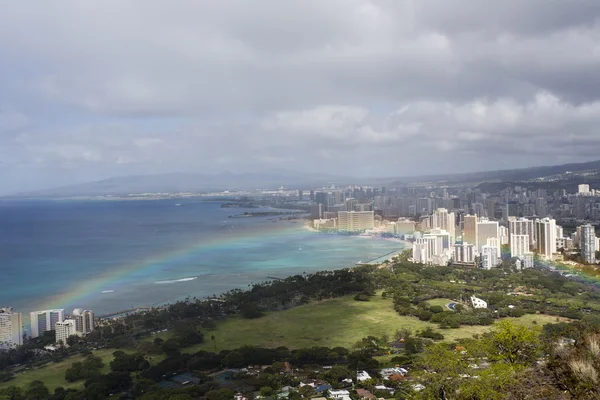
483;319;541;365
414;343;468;400
24;380;50;400
205;388;235;400
222;351;244;368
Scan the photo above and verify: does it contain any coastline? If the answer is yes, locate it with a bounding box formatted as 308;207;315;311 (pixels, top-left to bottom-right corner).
3;201;405;322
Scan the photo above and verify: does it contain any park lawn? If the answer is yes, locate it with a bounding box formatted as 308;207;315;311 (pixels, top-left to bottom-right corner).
425;298;456;308
186;295;493;353
0;348;137;392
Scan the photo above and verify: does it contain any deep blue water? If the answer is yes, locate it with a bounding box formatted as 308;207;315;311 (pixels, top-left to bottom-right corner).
0;200;403;317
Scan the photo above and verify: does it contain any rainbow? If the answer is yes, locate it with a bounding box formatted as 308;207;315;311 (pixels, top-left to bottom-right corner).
37;221;300;312
500;246;600;285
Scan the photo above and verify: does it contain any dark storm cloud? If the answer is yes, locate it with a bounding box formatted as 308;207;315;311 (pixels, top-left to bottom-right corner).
0;0;599;193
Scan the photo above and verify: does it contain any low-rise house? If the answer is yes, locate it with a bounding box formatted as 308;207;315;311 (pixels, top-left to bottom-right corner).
374;385;394;394
380;367;408;379
357;370;371;382
470;296;488;309
329;389;351;400
356;388;376;399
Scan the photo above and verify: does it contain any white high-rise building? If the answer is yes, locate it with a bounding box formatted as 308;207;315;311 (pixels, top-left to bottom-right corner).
499;226;509;245
580;224;597;264
476;219;499;255
0;307;23;349
508;217;535;248
535;218;557;260
431;208;456;243
481;244;500;269
510;234;530;258
412;238;429;263
72;309;94;335
30;309;65;338
579;184;590;194
55;319;77;346
337;211;375;232
454;242;475;264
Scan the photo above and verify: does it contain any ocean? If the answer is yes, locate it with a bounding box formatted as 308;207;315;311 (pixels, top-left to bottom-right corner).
0;199;403;319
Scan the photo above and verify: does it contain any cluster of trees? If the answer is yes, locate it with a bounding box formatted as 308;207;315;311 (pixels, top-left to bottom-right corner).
373;260;600;329
65;355;104;382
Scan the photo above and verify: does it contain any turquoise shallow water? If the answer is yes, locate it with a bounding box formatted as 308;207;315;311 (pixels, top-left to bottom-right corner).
0;199;403;317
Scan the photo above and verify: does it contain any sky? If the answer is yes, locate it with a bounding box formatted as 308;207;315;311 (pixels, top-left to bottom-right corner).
1;1;600;194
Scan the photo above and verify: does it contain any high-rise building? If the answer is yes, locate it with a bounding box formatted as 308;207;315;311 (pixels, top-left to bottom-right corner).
72;309;94;335
309;190;315;201
510;234;530;258
486;199;496;220
298;190;303;201
481;244;500;270
508;217;535;248
0;307;23;349
463;215;478;247
310;204;323;219
499;226;509;245
431;208;456;242
535;218;557;260
55;320;77;346
580;224;597;264
476;220;499;254
454;242;475;264
30;309;65;338
344;198;358;212
579;184;590;194
315;192;327;207
395;218;416;235
337;211;375;232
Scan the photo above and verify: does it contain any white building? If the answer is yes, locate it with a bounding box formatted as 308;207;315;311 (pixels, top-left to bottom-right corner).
337;211;375;232
0;307;23;349
313;218;336;230
510;234;530;258
580;224;597;264
395;218;416;235
476;219;499;255
72;309;94;335
357;371;371;382
454;242;475;264
329;390;351;400
431;208;456;243
520;253;534;269
481;244;500;269
535;218;557;260
579;184;591;195
499;226;509;245
508;217;535;249
55;319;77;346
470;296;487;309
30;309;65;338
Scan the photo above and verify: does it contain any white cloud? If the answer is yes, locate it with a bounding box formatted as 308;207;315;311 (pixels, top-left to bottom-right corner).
0;0;600;192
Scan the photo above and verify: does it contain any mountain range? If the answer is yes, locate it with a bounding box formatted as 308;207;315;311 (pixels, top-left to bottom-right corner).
6;159;600;197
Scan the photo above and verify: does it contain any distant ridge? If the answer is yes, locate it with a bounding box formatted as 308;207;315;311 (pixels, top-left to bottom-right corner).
5;159;600;198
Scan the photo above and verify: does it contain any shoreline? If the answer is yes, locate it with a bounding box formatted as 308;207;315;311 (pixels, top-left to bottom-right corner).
12;213;405;323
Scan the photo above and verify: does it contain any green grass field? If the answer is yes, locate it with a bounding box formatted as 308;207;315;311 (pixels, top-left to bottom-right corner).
186;295;562;353
0;348;116;392
0;295;568;391
424;298;456;309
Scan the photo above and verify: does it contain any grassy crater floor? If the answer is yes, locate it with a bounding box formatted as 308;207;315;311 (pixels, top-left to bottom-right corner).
187;294;565;352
